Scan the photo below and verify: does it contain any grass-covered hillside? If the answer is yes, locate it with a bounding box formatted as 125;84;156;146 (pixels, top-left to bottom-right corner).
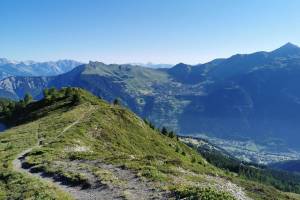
181;137;300;198
0;88;298;199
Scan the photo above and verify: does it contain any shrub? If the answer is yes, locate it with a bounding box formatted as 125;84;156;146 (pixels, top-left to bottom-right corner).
24;93;33;105
174;187;235;200
191;156;196;163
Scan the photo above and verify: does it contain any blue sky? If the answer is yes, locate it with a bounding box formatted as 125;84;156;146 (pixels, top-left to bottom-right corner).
0;0;300;64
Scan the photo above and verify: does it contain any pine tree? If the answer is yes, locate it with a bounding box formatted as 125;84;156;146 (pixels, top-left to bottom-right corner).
49;87;56;95
113;98;120;105
161;127;168;135
72;93;81;104
168;131;175;138
65;87;73;97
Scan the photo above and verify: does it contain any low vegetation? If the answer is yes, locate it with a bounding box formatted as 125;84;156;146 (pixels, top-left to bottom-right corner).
183;137;300;199
0;87;299;199
172;187;236;200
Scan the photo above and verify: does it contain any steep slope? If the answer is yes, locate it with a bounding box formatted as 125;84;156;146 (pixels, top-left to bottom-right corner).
1;88;298;199
177;43;300;150
181;136;300;196
0;62;188;129
269;160;300;173
0;58;81;80
0;88;238;199
179;42;300;83
57;46;300;152
2;44;300;153
0;76;52;99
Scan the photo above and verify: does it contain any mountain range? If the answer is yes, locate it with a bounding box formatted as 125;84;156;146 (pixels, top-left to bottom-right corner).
1;43;300;151
128;62;173;68
0;58;82;80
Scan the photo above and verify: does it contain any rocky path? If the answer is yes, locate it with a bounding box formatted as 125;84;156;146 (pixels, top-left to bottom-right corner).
68;160;170;200
11;103;249;200
12;106;100;199
12;105;169;200
12;148;169;199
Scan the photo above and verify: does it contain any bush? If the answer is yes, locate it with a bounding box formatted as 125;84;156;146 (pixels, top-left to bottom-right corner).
191;156;196;163
174;187;235;200
24;93;33;105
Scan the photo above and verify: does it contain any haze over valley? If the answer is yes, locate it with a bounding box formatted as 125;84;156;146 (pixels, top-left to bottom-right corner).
2;0;300;199
2;43;300;164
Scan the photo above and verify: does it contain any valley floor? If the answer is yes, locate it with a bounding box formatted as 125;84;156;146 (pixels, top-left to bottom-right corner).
194;134;300;164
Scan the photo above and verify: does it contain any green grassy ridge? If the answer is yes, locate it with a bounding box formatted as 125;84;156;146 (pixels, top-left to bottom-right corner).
0;88;90;199
24;90;218;181
0;88;231;199
172;187;236;200
0;120;72;199
0;88;298;199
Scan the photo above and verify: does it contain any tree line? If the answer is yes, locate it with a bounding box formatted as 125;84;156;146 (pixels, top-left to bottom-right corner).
0;87;82;125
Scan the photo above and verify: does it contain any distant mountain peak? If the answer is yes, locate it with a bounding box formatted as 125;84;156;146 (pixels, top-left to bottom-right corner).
284;42;299;48
271;42;300;57
168;63;192;82
0;58;82;80
282;42;298;48
172;62;191;68
170;63;192;72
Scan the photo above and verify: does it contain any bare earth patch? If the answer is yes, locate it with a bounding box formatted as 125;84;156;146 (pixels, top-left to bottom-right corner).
13;153;170;200
172;167;252;200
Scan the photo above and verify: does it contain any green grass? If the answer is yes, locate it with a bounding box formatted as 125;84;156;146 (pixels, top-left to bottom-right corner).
0;122;72;200
172;187;236;200
0;88;299;199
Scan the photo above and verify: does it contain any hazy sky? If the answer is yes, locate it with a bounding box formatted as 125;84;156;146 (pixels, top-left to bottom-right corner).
0;0;300;64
